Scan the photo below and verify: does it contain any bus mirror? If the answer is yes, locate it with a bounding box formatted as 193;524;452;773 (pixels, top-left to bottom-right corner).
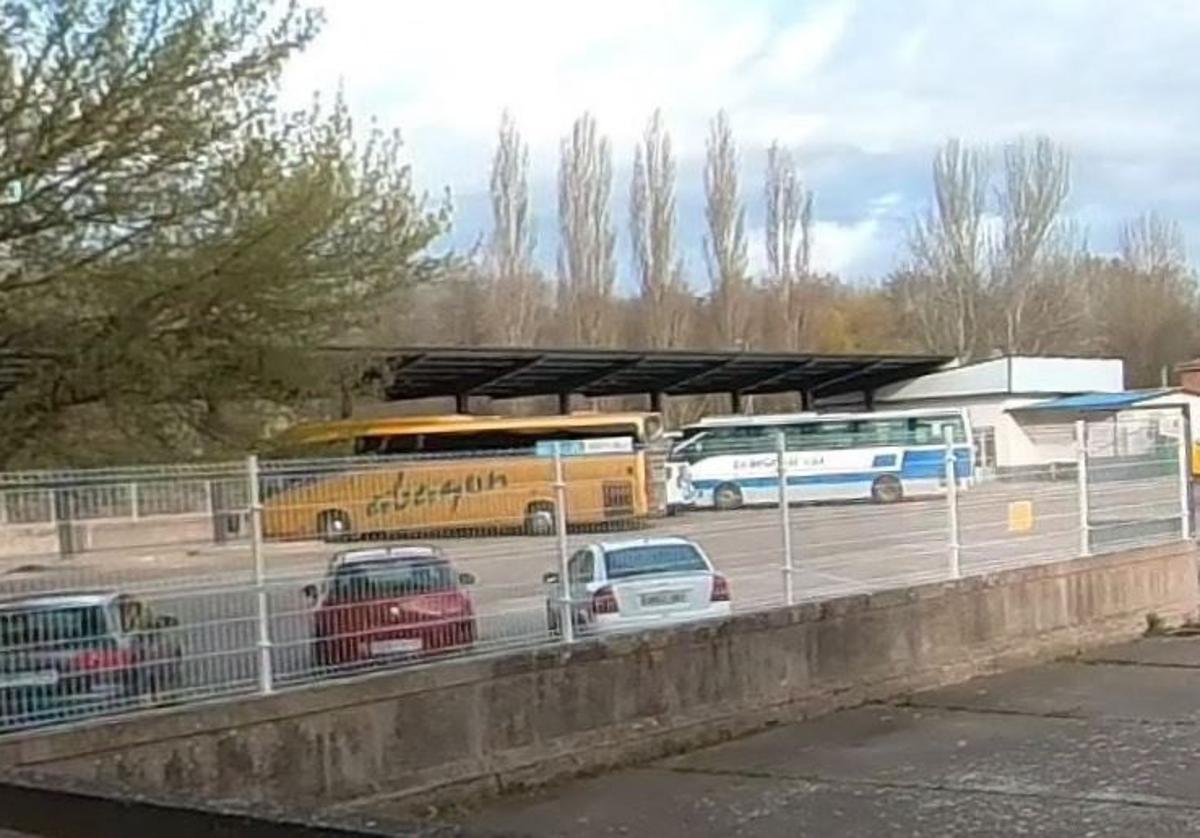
542;571;560;585
458;572;477;586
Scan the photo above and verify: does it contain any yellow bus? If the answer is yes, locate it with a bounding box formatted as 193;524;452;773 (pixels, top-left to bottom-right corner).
261;412;667;541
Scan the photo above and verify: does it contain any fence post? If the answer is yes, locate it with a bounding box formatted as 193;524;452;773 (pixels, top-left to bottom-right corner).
247;455;274;694
128;481;140;522
776;429;795;605
943;429;961;579
553;445;574;644
1177;411;1192;541
1076;420;1091;557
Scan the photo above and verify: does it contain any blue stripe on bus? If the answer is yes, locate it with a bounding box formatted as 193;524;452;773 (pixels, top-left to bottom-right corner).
902;449;972;479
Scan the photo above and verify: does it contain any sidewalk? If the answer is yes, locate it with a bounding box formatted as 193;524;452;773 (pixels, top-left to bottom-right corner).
446;636;1200;837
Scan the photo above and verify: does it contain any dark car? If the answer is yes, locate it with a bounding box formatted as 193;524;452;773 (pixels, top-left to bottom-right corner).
0;591;182;730
305;546;477;670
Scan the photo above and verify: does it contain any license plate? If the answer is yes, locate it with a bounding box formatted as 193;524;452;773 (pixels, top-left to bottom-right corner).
640;591;688;607
0;670;59;689
370;638;422;656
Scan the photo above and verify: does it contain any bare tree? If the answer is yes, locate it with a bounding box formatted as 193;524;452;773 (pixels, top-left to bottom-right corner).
630;110;687;347
894;139;989;359
764;141;815;349
488;111;544;344
1120;212;1187;275
991;136;1077;352
703;111;750;346
1090;213;1200;386
557;112;616;345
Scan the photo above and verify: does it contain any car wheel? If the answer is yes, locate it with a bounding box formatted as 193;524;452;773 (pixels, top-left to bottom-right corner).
871;475;903;504
312;637;332;670
712;482;744;511
525;503;556;536
154;647;183;702
317;509;351;542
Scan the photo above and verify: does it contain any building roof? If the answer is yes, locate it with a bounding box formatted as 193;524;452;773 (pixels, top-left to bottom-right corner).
1011;389;1176;413
329;346;948;402
871;355;1125;403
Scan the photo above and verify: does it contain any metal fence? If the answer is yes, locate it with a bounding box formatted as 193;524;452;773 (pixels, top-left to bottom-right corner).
0;409;1191;733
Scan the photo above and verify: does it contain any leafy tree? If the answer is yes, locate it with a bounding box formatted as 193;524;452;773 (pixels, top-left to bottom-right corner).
0;0;444;466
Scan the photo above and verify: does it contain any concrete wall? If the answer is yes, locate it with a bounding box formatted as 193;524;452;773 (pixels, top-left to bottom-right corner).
0;515;227;561
1;543;1195;819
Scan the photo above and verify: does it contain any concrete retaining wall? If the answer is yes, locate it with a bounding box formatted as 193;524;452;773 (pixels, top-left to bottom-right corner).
2;543;1196;818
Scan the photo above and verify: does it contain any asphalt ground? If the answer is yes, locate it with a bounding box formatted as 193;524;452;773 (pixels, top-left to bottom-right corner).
444;635;1200;838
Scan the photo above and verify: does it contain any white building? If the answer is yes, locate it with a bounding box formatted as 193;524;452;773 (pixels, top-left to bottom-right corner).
873;357;1125;472
823;355;1200;474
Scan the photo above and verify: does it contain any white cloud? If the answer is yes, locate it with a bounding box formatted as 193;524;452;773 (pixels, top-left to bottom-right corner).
281;0;1200;276
283;0;853;188
763;1;854;82
810;192;903;276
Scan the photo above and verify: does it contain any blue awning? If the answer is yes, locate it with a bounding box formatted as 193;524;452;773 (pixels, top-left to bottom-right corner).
1012;390;1173;413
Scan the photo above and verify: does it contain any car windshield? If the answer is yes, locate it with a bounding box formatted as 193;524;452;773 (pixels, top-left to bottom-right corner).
0;605;109;649
604;544;708;580
333;559;457;599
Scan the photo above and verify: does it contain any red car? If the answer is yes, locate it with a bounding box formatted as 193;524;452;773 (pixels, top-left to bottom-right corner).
305;546;477;670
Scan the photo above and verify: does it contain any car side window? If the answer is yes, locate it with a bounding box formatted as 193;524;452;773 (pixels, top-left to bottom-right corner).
567;550;594;585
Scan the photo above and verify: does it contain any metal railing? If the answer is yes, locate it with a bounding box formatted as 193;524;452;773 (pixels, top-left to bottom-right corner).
0;410;1191;733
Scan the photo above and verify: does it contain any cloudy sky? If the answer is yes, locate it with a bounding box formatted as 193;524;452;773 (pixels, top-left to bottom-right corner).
283;0;1200;288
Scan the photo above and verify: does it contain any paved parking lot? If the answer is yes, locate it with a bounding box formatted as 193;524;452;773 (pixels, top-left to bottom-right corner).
0;477;1184;722
447;636;1200;837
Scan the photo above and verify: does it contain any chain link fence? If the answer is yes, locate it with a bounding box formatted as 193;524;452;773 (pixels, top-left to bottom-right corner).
0;409;1191;733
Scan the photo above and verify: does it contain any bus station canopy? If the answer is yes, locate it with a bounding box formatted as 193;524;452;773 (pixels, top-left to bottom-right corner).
330;346;948;404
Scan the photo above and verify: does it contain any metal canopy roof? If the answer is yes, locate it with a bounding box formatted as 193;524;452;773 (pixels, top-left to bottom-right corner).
1012;390;1174;413
330;346;949;402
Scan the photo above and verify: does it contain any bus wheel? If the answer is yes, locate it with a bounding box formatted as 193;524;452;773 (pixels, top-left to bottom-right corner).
525;504;557;536
317;509;352;542
871;475;903;504
713;483;743;511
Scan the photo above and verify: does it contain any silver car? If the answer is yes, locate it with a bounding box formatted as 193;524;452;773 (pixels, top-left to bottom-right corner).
544;537;731;637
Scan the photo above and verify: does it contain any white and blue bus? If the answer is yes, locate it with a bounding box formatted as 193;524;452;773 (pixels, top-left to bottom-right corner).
666;409;973;510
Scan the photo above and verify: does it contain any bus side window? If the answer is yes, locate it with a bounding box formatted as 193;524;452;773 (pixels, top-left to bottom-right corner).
908;419;930;445
819;422;854;450
785;424;817;450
